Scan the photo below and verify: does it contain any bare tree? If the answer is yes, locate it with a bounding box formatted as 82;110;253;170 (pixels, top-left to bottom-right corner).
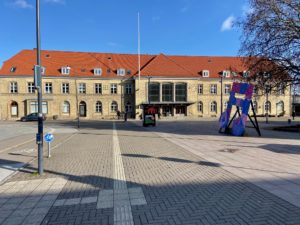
239;0;300;83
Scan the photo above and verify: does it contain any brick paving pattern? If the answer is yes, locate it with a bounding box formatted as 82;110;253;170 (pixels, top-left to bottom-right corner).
0;120;300;224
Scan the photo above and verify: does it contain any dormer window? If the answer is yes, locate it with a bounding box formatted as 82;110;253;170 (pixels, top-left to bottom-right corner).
127;70;131;75
117;68;125;76
41;67;45;75
61;66;71;75
94;68;102;76
202;70;209;77
243;71;249;78
222;70;230;78
10;67;16;73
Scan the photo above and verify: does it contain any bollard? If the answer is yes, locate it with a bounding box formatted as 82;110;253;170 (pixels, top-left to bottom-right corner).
288;119;291;124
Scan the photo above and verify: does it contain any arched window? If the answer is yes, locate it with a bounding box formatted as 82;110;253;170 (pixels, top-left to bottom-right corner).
197;102;203;113
79;101;87;117
11;101;18;117
111;101;118;112
264;101;271;113
96;101;102;113
210;101;217;113
277;101;284;115
62;101;70;114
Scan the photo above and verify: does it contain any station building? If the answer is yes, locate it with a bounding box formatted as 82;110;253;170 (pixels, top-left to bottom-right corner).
0;49;291;120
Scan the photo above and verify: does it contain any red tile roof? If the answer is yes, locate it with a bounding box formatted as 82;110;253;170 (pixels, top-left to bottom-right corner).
0;49;249;79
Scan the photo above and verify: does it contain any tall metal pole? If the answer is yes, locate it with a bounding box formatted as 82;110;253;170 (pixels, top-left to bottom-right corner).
36;0;43;175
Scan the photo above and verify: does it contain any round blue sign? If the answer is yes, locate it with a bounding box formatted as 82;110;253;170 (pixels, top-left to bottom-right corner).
44;133;54;142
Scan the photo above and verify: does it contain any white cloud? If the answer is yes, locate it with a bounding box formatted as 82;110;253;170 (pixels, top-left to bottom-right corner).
221;15;235;32
14;0;33;9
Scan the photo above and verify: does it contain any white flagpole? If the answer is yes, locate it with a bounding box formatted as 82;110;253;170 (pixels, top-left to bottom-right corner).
138;12;141;87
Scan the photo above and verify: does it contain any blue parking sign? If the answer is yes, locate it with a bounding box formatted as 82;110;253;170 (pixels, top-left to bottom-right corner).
44;133;54;143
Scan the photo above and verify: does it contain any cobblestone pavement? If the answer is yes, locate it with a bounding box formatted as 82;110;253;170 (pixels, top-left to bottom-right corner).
0;120;300;224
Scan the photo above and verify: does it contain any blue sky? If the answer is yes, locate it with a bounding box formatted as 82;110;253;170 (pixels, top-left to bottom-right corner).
0;0;250;66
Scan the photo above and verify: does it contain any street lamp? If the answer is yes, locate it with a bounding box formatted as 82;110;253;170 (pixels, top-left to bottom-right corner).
35;0;43;175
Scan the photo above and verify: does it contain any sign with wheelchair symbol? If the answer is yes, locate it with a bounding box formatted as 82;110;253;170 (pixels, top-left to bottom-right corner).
44;133;54;142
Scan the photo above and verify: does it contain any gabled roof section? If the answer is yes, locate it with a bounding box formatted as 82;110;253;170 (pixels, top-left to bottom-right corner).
140;53;194;77
0;49;250;79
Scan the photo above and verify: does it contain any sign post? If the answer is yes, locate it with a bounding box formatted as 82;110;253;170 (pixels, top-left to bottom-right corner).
44;133;54;158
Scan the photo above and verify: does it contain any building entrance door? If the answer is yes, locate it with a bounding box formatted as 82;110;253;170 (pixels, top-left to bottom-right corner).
79;101;87;117
162;106;172;117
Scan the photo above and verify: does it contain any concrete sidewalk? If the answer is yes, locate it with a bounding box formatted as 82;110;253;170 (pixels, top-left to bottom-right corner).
0;120;300;225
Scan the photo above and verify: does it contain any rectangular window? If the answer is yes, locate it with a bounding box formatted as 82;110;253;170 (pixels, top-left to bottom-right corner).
62;83;69;94
210;84;217;94
95;83;102;94
30;101;48;114
117;68;125;76
223;70;230;78
224;84;231;94
94;68;102;76
125;84;132;94
198;84;203;95
28;82;35;93
162;83;173;102
10;82;18;93
149;83;160;102
111;84;117;94
45;82;52;94
278;85;285;95
175;83;187;102
61;67;71;75
79;83;86;94
202;70;209;77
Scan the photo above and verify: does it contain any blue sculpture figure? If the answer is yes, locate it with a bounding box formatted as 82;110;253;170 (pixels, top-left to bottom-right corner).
219;82;254;136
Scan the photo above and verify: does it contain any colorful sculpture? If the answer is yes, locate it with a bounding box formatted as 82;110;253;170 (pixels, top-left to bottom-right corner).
219;82;254;136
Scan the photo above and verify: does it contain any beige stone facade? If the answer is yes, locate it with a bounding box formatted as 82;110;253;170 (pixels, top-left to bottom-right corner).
0;75;291;120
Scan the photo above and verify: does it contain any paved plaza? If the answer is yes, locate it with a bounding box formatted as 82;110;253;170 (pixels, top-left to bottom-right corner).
0;119;300;224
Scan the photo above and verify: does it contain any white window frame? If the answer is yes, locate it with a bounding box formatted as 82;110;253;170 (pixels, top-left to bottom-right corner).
95;83;102;94
62;101;70;114
197;102;203;112
210;102;217;113
223;70;230;78
111;101;118;112
111;84;117;94
96;101;102;113
94;68;102;76
61;66;71;75
10;82;18;93
198;84;203;95
62;83;69;94
125;84;132;94
117;68;125;76
28;82;35;93
45;82;52;94
224;84;231;94
202;70;209;77
78;83;86;94
30;101;48;114
210;84;217;94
